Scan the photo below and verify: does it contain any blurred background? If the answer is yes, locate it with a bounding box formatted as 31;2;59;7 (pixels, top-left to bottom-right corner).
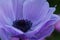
46;0;60;40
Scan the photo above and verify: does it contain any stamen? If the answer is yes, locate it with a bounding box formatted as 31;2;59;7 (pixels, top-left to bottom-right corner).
12;20;32;32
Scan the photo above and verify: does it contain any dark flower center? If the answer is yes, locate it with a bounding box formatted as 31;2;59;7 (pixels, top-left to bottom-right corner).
12;20;32;32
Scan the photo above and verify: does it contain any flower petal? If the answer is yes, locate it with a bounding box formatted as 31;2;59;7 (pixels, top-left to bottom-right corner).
25;14;60;39
51;14;60;23
34;20;54;39
32;14;60;39
23;0;50;24
0;24;24;40
25;20;55;39
0;0;25;25
12;0;25;20
4;25;24;35
27;8;55;32
0;0;15;21
0;7;13;25
0;24;10;40
0;0;16;25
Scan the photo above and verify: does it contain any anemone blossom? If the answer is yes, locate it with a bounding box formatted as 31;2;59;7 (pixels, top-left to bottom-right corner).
0;0;60;40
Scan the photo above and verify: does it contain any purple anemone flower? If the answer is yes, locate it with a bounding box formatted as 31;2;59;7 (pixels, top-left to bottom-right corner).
0;0;60;40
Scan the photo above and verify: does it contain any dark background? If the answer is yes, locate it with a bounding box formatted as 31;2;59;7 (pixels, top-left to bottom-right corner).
47;0;60;14
46;0;60;40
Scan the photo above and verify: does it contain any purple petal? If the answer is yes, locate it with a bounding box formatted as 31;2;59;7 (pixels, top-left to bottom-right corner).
25;15;60;39
30;8;56;30
4;25;24;35
51;14;60;32
0;0;16;20
24;6;56;39
0;24;26;40
26;7;55;34
25;20;54;39
0;8;8;25
0;24;24;40
51;14;60;23
0;25;10;40
0;0;15;25
0;25;24;36
23;0;50;24
34;20;54;39
12;0;25;20
0;0;25;25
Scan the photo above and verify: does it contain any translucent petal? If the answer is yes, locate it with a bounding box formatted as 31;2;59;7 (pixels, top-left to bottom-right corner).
25;20;54;39
4;25;24;35
23;0;49;25
0;8;13;25
0;25;10;40
25;8;57;39
0;0;16;21
28;8;55;31
34;20;54;39
0;24;24;40
12;0;25;20
0;0;25;25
